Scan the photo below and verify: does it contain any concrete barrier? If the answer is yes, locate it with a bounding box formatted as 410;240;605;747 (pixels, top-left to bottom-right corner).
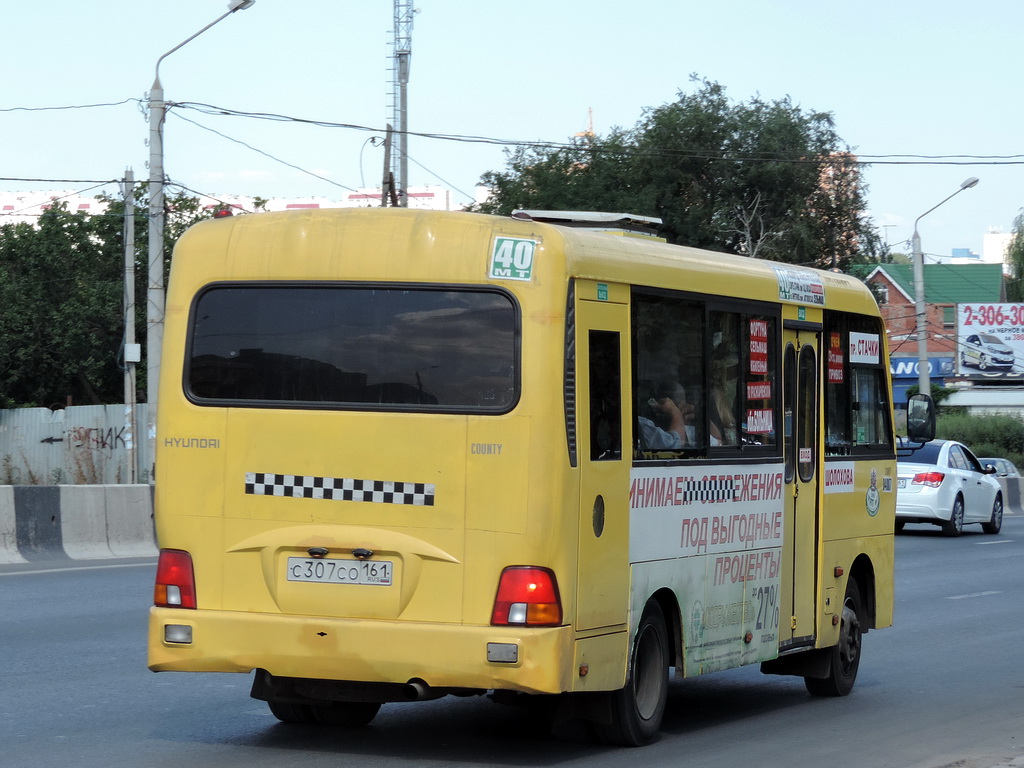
996;476;1024;516
0;484;155;563
0;485;24;564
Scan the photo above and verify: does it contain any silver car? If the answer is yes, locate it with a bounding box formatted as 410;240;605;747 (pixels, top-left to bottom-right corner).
978;457;1021;478
896;439;1003;536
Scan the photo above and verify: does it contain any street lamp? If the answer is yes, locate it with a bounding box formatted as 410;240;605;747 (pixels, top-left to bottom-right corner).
912;176;979;395
147;0;255;414
145;1;254;480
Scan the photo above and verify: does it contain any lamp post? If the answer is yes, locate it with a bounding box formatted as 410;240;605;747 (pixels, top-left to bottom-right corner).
912;176;979;395
147;0;255;410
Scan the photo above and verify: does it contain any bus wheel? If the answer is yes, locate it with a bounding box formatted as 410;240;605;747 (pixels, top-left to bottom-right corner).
596;600;669;746
308;701;381;727
805;577;863;697
267;700;316;724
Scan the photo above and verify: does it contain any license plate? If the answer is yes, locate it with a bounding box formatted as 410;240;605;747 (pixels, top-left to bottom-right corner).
286;557;393;586
897;478;907;489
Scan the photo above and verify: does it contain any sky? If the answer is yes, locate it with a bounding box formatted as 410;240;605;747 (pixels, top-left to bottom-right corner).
1;0;1022;262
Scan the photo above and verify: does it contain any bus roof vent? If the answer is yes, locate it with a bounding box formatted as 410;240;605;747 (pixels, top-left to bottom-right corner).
511;210;664;240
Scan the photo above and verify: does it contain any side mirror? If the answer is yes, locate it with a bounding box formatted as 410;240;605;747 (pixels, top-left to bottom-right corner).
906;393;935;443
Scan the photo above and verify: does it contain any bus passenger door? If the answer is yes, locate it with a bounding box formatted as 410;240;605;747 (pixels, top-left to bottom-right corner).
781;319;821;648
575;294;630;632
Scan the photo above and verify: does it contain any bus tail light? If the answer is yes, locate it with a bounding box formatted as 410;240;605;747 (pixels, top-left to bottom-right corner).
491;566;562;626
912;471;945;488
154;549;197;609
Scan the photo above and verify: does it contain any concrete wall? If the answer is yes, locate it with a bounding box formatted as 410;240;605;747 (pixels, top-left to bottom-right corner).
0;484;155;563
0;404;153;485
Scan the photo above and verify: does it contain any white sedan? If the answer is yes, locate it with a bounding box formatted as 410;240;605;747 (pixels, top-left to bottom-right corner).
896;439;1003;536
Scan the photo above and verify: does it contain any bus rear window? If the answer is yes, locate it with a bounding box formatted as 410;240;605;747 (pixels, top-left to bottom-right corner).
186;285;518;412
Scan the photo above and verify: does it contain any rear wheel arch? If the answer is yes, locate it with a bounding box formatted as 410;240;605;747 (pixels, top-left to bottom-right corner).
651;588;683;675
848;555;876;630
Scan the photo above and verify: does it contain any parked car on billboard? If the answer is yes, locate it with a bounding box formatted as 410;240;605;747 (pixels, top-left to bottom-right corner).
959;333;1015;371
897;439;1002;536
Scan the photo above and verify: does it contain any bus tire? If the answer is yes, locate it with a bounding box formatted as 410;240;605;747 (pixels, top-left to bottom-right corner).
308;701;381;727
805;577;863;697
596;600;669;746
267;700;316;724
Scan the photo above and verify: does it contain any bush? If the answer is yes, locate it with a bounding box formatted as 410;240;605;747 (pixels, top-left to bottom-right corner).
937;413;1024;468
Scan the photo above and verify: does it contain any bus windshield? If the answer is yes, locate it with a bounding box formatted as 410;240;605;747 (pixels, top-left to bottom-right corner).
186;284;518;411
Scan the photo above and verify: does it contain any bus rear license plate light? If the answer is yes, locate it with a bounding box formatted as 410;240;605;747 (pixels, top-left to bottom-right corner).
164;624;193;644
487;643;518;664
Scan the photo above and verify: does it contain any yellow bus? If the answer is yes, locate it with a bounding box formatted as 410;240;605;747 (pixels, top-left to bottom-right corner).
148;207;926;745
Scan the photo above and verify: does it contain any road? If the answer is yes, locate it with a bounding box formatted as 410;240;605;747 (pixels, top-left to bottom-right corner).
2;520;1023;768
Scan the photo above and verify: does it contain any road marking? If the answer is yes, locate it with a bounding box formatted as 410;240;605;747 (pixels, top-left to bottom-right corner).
946;591;1001;600
977;539;1012;545
0;561;155;578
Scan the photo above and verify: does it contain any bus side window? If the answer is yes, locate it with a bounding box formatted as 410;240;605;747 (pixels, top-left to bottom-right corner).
825;313;892;454
589;330;621;461
709;312;740;447
632;292;704;457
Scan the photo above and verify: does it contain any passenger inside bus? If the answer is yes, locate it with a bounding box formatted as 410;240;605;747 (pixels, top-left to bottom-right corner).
637;383;696;450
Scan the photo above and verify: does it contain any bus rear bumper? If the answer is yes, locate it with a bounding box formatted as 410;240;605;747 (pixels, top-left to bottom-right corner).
148;607;575;695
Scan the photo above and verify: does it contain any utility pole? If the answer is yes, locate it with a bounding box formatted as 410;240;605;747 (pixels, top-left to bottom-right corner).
381;125;394;207
122;170;138;483
389;0;414;207
146;1;255;480
912;177;979;394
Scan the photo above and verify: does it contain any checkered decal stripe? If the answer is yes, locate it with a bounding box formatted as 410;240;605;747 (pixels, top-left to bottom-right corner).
245;472;435;506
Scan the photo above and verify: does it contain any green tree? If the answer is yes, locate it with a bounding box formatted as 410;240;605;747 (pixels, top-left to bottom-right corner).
0;203;122;407
474;78;877;270
0;190;214;407
1005;209;1024;302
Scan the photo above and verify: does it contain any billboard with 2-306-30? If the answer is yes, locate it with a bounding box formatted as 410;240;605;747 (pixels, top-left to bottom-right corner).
956;303;1024;379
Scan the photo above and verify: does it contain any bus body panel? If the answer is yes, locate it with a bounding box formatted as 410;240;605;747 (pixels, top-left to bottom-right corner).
149;208;896;716
149;606;575;694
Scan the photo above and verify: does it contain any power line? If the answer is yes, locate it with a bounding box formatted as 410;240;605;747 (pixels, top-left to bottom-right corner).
173;101;1024;167
0;99;138;113
0;176;119;185
169;111;360;193
7;97;1024;168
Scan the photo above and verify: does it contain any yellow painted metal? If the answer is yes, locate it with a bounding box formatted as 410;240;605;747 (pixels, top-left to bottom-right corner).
575;297;630;633
780;308;822;646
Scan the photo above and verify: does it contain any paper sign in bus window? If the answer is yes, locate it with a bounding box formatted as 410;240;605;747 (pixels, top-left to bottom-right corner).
828;332;845;383
849;332;880;365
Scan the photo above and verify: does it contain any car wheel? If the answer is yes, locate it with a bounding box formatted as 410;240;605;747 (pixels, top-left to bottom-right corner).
960;351;969;367
979;354;989;371
805;576;863;697
895;520;905;533
942;496;964;537
982;494;1003;534
594;600;669;746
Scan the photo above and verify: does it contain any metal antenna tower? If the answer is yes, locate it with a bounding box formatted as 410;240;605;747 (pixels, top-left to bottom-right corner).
387;0;414;206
